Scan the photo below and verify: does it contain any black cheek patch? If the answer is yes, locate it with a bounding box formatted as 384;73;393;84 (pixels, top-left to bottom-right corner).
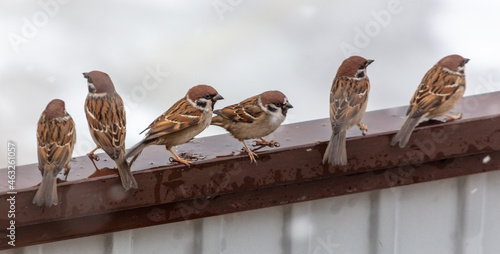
197;101;207;108
356;71;365;78
267;105;277;112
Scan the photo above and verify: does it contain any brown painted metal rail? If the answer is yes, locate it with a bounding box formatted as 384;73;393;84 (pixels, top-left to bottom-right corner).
1;92;499;249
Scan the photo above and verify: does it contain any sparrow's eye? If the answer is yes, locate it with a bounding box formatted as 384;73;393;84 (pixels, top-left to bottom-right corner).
274;102;282;107
204;94;211;100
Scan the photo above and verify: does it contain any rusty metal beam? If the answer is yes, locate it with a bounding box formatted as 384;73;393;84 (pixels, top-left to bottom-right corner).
1;92;499;249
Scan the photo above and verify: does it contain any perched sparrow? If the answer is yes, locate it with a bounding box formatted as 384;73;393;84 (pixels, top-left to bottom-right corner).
33;99;76;207
211;91;293;164
323;56;373;166
125;85;223;166
84;71;137;190
391;54;469;148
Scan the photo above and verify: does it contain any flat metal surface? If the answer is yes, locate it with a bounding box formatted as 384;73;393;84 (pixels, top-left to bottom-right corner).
1;92;499;249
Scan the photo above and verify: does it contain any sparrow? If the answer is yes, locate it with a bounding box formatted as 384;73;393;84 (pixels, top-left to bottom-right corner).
84;71;137;190
323;56;373;166
391;54;469;148
211;91;293;164
33;99;76;207
125;85;223;166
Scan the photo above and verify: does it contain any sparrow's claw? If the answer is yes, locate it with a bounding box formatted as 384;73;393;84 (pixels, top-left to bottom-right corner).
87;147;100;161
358;123;368;136
63;164;71;181
87;151;100;170
252;138;280;148
169;157;194;167
251;140;261;147
242;141;259;164
168;149;193;167
87;153;100;161
445;113;462;121
247;149;258;164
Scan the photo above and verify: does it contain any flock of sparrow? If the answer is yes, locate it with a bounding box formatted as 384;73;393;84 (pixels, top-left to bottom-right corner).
33;54;468;207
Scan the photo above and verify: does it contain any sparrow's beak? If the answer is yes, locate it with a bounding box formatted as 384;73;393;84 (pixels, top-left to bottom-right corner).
464;58;470;64
83;72;92;83
213;94;224;101
366;59;374;66
284;102;293;109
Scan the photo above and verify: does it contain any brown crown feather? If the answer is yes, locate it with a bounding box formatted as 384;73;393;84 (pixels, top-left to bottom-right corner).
336;56;369;78
187;84;218;101
259;90;288;106
43;99;66;120
435;54;467;72
86;71;116;93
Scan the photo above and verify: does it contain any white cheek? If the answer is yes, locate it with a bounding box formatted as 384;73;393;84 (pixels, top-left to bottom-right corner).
262;105;285;126
270;110;285;125
88;83;96;92
200;99;214;112
458;66;465;74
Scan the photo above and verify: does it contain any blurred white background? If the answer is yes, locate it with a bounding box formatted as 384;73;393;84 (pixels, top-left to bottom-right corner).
1;0;500;166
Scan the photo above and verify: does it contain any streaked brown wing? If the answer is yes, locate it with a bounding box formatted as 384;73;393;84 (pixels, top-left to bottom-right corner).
85;93;126;159
329;76;369;133
216;95;262;123
408;66;463;118
37;116;76;172
142;98;202;141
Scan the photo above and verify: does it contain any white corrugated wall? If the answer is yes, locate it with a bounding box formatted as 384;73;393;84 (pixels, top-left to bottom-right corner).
3;170;500;254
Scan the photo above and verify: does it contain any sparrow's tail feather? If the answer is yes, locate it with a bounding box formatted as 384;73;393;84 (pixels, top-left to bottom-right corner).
391;116;421;148
115;154;138;190
322;129;347;166
210;115;224;126
33;167;58;207
126;140;151;168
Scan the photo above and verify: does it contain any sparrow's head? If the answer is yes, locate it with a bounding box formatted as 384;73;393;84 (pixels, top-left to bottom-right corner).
436;54;469;74
337;56;374;79
259;90;293;117
83;71;116;94
187;84;224;111
42;99;68;120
